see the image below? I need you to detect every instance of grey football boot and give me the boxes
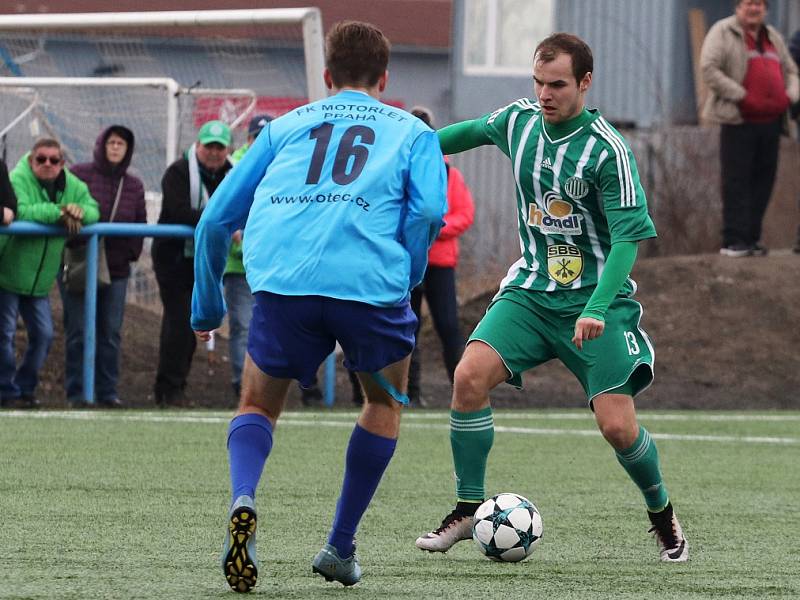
[222,495,259,592]
[312,543,362,586]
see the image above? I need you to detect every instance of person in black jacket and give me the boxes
[0,158,15,226]
[152,121,233,407]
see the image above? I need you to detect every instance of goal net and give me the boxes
[0,9,325,308]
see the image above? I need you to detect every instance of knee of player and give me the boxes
[363,390,400,409]
[237,394,278,423]
[453,362,491,406]
[597,417,637,449]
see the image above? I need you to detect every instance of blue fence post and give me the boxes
[82,233,98,405]
[323,352,336,407]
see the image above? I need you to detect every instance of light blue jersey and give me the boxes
[191,90,447,331]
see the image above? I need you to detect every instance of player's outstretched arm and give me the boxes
[191,125,276,332]
[404,130,448,289]
[572,241,637,350]
[437,118,492,155]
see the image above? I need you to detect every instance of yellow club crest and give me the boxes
[547,244,583,286]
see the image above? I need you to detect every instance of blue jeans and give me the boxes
[60,277,128,402]
[0,289,54,399]
[223,274,254,389]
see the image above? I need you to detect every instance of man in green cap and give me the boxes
[152,120,233,407]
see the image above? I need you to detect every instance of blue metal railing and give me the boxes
[2,222,336,406]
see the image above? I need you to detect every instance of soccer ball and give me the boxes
[472,493,543,562]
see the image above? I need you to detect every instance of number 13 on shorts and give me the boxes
[624,331,640,355]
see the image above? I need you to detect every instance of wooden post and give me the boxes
[689,8,709,124]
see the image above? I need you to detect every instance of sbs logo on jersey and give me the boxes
[564,176,589,200]
[547,244,583,286]
[528,191,583,235]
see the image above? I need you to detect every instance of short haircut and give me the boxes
[31,138,62,154]
[534,33,593,84]
[325,21,390,88]
[410,106,435,129]
[736,0,767,7]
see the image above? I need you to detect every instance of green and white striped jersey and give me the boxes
[482,99,656,293]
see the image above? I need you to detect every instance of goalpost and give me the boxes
[0,77,258,172]
[0,8,325,183]
[0,7,325,190]
[0,8,326,308]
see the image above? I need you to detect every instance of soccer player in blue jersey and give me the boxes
[191,21,447,592]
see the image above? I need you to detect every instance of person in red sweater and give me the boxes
[700,0,799,257]
[408,107,475,407]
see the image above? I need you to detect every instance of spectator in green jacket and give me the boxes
[0,139,99,408]
[230,113,272,163]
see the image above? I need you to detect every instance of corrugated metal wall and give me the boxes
[556,0,795,128]
[556,0,678,128]
[770,0,800,37]
[451,0,797,128]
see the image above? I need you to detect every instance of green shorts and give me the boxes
[469,287,654,402]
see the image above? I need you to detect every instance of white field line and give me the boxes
[222,410,800,422]
[1,411,797,445]
[5,410,798,422]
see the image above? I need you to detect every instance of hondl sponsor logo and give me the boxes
[527,193,583,235]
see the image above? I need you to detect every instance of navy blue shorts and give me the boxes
[247,292,417,387]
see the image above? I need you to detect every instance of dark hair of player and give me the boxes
[411,106,435,129]
[325,21,390,88]
[534,33,593,84]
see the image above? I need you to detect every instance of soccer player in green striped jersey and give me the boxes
[415,33,688,563]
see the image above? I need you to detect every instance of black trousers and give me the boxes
[719,120,781,247]
[154,259,196,397]
[408,266,464,400]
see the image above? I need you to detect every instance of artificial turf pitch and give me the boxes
[1,409,798,599]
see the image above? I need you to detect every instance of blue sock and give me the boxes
[328,424,397,558]
[227,413,273,503]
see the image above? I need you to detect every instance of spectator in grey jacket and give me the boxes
[700,0,799,257]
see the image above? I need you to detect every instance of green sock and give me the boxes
[615,426,669,511]
[450,407,494,502]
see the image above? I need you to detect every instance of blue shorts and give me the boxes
[247,292,417,387]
